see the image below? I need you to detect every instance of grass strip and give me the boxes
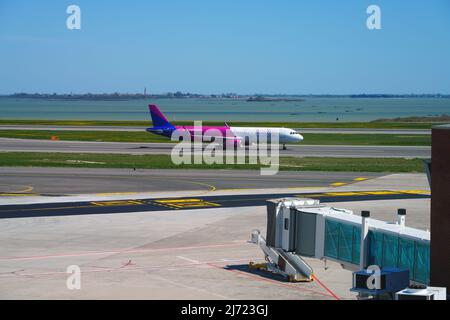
[0,152,425,173]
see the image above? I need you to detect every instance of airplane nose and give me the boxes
[297,134,304,142]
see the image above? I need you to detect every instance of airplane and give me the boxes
[146,104,303,149]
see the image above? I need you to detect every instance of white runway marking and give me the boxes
[176,256,200,264]
[149,274,230,299]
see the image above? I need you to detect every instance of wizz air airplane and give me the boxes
[146,104,303,149]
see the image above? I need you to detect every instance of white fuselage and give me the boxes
[229,127,303,145]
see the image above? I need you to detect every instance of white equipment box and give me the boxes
[395,286,447,300]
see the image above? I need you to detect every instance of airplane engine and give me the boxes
[232,138,243,148]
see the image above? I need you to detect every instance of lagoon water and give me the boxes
[0,97,449,122]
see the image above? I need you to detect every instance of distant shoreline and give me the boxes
[1,93,450,101]
[246,96,305,102]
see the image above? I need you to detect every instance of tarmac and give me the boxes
[0,167,383,195]
[0,173,430,299]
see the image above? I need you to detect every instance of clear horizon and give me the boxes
[2,92,450,96]
[1,1,449,94]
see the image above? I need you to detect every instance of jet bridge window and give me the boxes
[325,223,430,284]
[398,238,415,273]
[368,230,430,284]
[383,233,399,268]
[414,242,430,284]
[324,219,360,265]
[338,223,353,263]
[324,220,339,259]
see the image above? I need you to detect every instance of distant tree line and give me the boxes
[3,92,449,100]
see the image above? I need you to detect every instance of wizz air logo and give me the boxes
[170,121,280,175]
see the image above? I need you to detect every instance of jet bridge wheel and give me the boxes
[248,261,268,270]
[288,275,314,283]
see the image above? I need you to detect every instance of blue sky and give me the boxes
[1,0,449,94]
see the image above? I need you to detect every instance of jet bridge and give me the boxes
[251,197,430,285]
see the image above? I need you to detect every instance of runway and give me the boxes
[0,138,431,158]
[0,167,382,195]
[0,125,431,135]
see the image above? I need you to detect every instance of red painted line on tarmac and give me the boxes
[311,274,340,300]
[206,263,333,299]
[0,242,247,262]
[0,258,261,278]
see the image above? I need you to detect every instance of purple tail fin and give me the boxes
[148,104,174,128]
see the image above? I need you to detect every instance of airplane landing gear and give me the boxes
[282,144,287,150]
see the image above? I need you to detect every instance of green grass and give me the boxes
[0,152,425,173]
[0,119,442,129]
[0,130,431,146]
